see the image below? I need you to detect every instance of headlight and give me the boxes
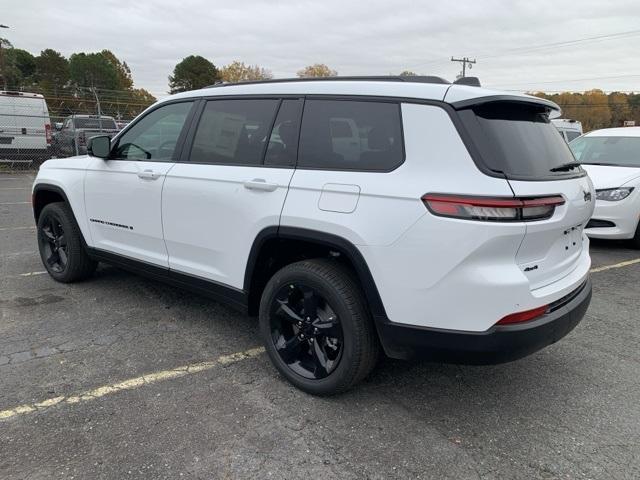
[595,187,634,201]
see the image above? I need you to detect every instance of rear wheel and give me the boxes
[259,259,379,395]
[37,202,97,282]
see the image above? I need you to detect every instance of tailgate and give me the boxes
[509,176,594,289]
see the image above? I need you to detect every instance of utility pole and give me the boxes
[450,56,476,78]
[91,86,102,119]
[0,24,9,91]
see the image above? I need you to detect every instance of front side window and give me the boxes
[112,101,193,161]
[298,100,404,171]
[189,99,280,165]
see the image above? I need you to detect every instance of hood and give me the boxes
[582,164,640,189]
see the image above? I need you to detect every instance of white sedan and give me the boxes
[570,127,640,247]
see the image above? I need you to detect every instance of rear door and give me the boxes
[457,101,594,289]
[162,97,302,288]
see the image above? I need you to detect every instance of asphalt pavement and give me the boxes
[1,172,639,479]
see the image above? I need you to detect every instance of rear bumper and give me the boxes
[376,277,591,363]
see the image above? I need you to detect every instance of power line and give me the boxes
[487,74,640,88]
[407,28,640,70]
[476,29,640,61]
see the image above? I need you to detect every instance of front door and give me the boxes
[84,101,195,267]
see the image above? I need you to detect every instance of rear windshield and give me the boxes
[458,102,581,180]
[570,136,640,168]
[73,118,117,129]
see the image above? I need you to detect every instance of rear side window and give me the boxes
[298,100,404,171]
[264,99,303,167]
[190,99,279,165]
[458,102,580,180]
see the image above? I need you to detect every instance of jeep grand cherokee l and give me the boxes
[32,76,594,395]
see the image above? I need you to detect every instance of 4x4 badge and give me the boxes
[583,190,592,202]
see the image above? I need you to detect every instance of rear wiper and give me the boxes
[550,161,582,172]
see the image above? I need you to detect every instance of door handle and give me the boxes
[137,169,160,180]
[243,178,278,192]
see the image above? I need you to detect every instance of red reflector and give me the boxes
[422,194,565,222]
[45,124,52,144]
[496,305,548,325]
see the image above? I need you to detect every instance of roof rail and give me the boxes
[205,75,451,89]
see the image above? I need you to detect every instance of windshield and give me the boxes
[570,136,640,168]
[458,102,581,180]
[73,118,117,129]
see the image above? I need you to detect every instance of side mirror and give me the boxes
[87,135,111,159]
[55,122,63,131]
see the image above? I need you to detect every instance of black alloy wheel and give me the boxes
[36,202,97,282]
[259,259,379,395]
[39,213,68,273]
[269,282,344,380]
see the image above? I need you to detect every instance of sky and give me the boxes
[3,0,640,98]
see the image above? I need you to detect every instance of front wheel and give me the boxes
[259,259,379,395]
[37,202,97,282]
[632,220,640,249]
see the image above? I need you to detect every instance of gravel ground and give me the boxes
[1,172,639,480]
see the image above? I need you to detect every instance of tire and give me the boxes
[37,202,97,282]
[632,223,640,249]
[259,259,379,395]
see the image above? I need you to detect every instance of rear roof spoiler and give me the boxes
[450,94,561,112]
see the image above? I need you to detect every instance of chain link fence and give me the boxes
[1,91,139,171]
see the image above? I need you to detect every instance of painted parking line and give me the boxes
[1,257,638,421]
[0,187,30,190]
[590,258,640,273]
[0,226,35,231]
[0,202,30,205]
[0,346,265,421]
[14,271,47,278]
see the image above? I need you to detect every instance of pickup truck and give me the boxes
[53,115,119,157]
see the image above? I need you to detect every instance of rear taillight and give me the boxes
[496,305,548,325]
[422,194,565,222]
[45,124,52,145]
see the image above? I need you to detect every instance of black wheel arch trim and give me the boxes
[33,183,69,221]
[32,183,92,251]
[244,226,388,320]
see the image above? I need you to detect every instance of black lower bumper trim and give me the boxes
[586,219,615,229]
[376,277,592,363]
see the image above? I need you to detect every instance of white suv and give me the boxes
[32,77,595,395]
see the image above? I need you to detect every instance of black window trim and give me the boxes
[113,92,581,181]
[294,95,407,173]
[180,95,302,169]
[108,98,198,163]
